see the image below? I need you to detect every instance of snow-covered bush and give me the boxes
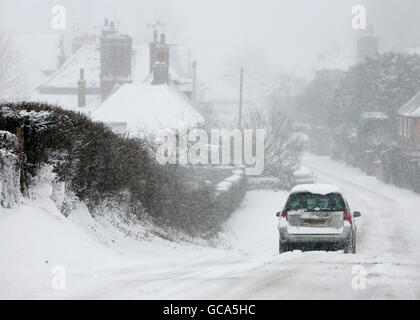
[0,102,240,237]
[0,130,20,208]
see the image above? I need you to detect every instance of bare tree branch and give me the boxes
[0,31,28,100]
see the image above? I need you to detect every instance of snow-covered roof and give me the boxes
[29,94,101,115]
[398,91,420,118]
[293,167,313,179]
[290,184,341,195]
[405,47,420,55]
[38,44,190,89]
[361,112,389,121]
[40,45,100,89]
[93,83,204,135]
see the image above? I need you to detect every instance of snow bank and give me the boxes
[0,131,20,208]
[0,174,188,298]
[0,177,136,298]
[293,166,313,178]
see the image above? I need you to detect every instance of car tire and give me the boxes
[279,240,290,254]
[344,233,356,254]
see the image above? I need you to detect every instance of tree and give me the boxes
[245,107,303,188]
[334,53,420,126]
[0,31,27,100]
[296,70,343,127]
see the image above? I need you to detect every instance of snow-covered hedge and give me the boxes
[0,130,20,208]
[0,102,243,237]
[246,176,281,190]
[213,167,246,220]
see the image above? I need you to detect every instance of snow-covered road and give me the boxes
[2,153,420,299]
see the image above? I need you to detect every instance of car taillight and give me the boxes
[344,209,352,224]
[281,210,287,219]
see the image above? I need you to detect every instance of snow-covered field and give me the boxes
[1,153,420,299]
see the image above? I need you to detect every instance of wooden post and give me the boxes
[16,127,24,195]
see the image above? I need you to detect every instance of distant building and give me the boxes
[397,92,420,151]
[357,29,380,64]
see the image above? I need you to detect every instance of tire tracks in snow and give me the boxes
[303,159,410,256]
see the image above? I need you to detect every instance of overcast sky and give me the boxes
[0,1,360,71]
[1,0,419,99]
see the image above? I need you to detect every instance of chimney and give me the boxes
[104,18,109,27]
[160,33,166,44]
[78,68,86,108]
[150,31,169,81]
[99,22,132,101]
[152,61,169,85]
[149,29,158,73]
[58,33,67,68]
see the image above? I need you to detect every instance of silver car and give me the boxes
[276,184,361,254]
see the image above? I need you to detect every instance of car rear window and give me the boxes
[285,192,345,212]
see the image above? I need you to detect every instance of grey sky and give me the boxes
[1,0,419,99]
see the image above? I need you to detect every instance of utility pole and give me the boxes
[238,67,244,128]
[188,50,192,77]
[192,60,197,107]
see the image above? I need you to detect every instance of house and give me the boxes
[397,91,420,151]
[93,83,204,136]
[30,19,196,120]
[357,30,380,64]
[92,23,203,136]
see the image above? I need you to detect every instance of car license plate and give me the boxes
[304,219,325,225]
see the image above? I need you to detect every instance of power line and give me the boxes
[198,70,241,86]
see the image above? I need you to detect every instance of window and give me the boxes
[285,192,346,212]
[402,117,410,138]
[399,117,403,136]
[407,119,411,138]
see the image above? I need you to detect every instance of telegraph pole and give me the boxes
[238,67,244,128]
[192,60,197,107]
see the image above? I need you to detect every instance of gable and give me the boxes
[398,91,420,118]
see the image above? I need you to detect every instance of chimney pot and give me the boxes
[153,30,158,43]
[78,68,86,108]
[160,33,166,44]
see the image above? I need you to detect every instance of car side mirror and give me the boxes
[276,211,281,217]
[353,211,361,218]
